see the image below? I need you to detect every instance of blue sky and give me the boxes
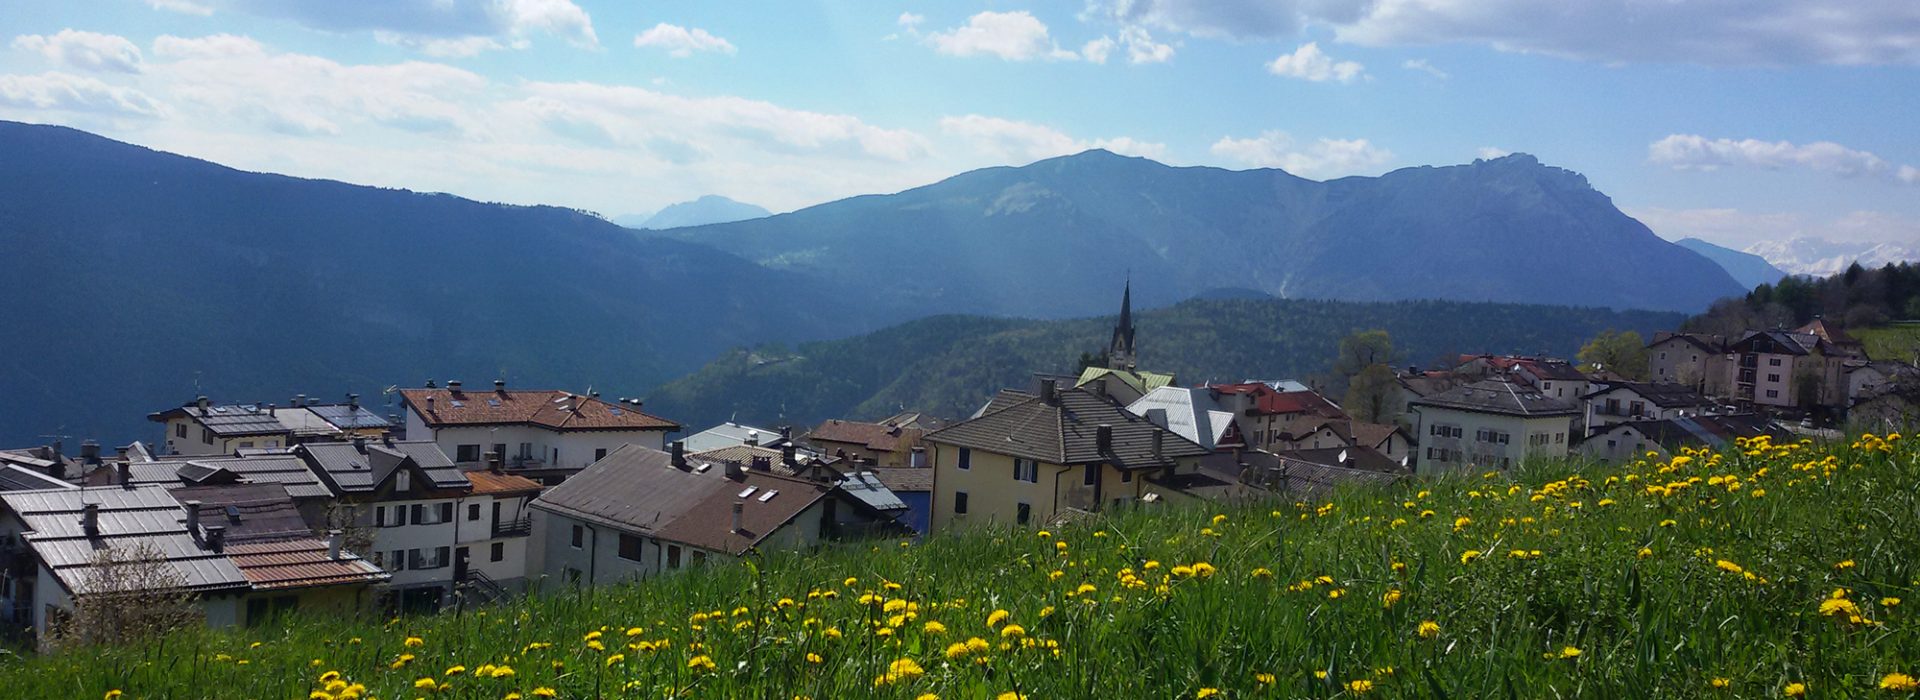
[2,1,1917,249]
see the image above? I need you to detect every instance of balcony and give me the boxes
[492,516,533,539]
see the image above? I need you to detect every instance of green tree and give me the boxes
[1343,363,1404,423]
[1576,329,1649,380]
[1334,330,1396,379]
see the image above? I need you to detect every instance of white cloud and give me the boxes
[926,11,1076,61]
[1648,134,1916,185]
[1083,0,1920,66]
[898,13,925,29]
[1402,58,1448,79]
[375,32,507,58]
[148,0,212,15]
[514,82,930,162]
[1209,130,1393,179]
[1118,26,1175,64]
[1476,146,1510,160]
[1630,207,1920,248]
[489,0,598,48]
[633,23,735,57]
[1081,37,1115,64]
[1266,42,1365,83]
[191,0,597,54]
[0,71,165,117]
[151,33,265,59]
[12,30,146,74]
[939,114,1166,162]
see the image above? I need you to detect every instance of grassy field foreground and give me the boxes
[5,432,1919,699]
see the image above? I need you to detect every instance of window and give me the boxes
[1016,502,1031,525]
[551,447,560,464]
[954,491,969,515]
[1659,351,1667,360]
[1628,401,1645,416]
[1083,464,1097,486]
[693,551,707,566]
[490,542,505,562]
[175,423,186,438]
[395,470,410,491]
[491,443,506,462]
[595,448,608,461]
[1769,358,1783,367]
[492,501,502,526]
[1606,439,1617,449]
[456,444,481,462]
[440,502,453,522]
[374,506,386,528]
[518,442,533,460]
[1121,470,1133,483]
[667,545,682,569]
[468,503,481,521]
[1556,432,1565,444]
[617,534,644,562]
[1013,459,1038,483]
[957,448,972,470]
[1765,389,1780,399]
[571,524,584,548]
[202,427,213,445]
[1766,373,1781,383]
[237,441,254,450]
[408,547,450,569]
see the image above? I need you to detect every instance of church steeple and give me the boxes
[1107,279,1137,370]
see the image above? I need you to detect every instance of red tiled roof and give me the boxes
[400,388,678,431]
[225,538,390,590]
[464,470,545,496]
[805,419,923,452]
[1211,383,1346,417]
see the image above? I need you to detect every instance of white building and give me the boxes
[1409,379,1580,474]
[149,396,394,457]
[399,381,679,483]
[1582,382,1715,435]
[296,439,484,613]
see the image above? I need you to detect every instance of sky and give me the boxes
[2,1,1917,250]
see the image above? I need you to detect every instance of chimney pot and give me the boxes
[352,435,367,453]
[494,379,506,392]
[184,500,202,535]
[781,443,798,468]
[80,440,101,466]
[426,396,436,413]
[295,393,307,407]
[205,525,226,553]
[1040,378,1058,405]
[750,455,771,472]
[327,529,343,560]
[745,430,759,447]
[447,380,462,392]
[725,460,745,481]
[347,393,359,409]
[196,396,210,415]
[116,461,131,487]
[81,503,100,538]
[424,379,436,388]
[1097,424,1113,454]
[671,441,687,469]
[731,501,745,534]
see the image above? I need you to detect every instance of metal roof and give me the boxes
[120,455,335,500]
[681,422,789,453]
[225,538,389,590]
[0,485,249,595]
[1127,387,1240,451]
[0,464,75,492]
[927,386,1210,468]
[299,440,466,493]
[838,472,908,512]
[303,404,394,431]
[189,404,294,437]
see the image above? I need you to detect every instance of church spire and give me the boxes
[1107,279,1137,370]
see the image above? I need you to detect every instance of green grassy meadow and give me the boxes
[1857,325,1920,365]
[3,432,1918,699]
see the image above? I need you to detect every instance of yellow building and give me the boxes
[924,379,1211,530]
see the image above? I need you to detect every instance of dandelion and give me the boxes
[687,655,716,672]
[413,677,436,690]
[806,653,823,664]
[1710,678,1730,689]
[1197,689,1222,698]
[532,689,557,699]
[1001,624,1026,639]
[1715,560,1744,574]
[996,693,1027,700]
[987,609,1010,627]
[1417,620,1441,639]
[403,636,424,648]
[923,621,947,634]
[1254,672,1275,685]
[874,658,926,686]
[1784,682,1807,697]
[1882,673,1918,691]
[1836,560,1857,570]
[1559,645,1582,659]
[1885,597,1903,607]
[104,692,122,700]
[1460,550,1482,565]
[1347,679,1374,693]
[1382,589,1403,608]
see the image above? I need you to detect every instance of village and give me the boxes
[0,287,1914,649]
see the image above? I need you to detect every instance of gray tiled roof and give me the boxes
[171,404,292,437]
[303,404,395,431]
[927,386,1210,468]
[0,485,249,595]
[1411,379,1581,417]
[299,440,466,494]
[122,455,335,500]
[167,483,314,542]
[1584,382,1714,409]
[530,445,831,555]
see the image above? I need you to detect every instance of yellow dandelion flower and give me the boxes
[532,689,558,699]
[1000,624,1026,639]
[923,621,947,634]
[1881,673,1918,691]
[403,636,424,648]
[1459,550,1482,564]
[1784,682,1807,697]
[1347,679,1374,693]
[1197,689,1222,698]
[1559,645,1582,659]
[413,677,436,690]
[987,609,1010,627]
[1709,677,1730,689]
[1417,620,1440,639]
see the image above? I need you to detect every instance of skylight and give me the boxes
[738,486,757,498]
[757,489,779,502]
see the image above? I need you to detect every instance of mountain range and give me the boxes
[614,195,772,230]
[1744,238,1920,278]
[1674,238,1790,289]
[0,120,1742,445]
[658,151,1744,315]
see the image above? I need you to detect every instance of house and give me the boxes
[923,379,1212,530]
[294,439,481,612]
[1647,332,1732,396]
[866,467,934,533]
[1578,414,1788,463]
[1125,386,1246,452]
[1409,379,1580,473]
[1208,382,1348,452]
[680,422,794,454]
[0,465,72,493]
[148,395,395,457]
[1455,355,1592,400]
[1846,361,1920,404]
[529,443,897,586]
[398,380,679,482]
[1849,375,1920,433]
[0,440,102,483]
[1582,382,1716,434]
[87,452,337,525]
[1271,416,1413,464]
[1796,318,1867,359]
[804,419,925,467]
[1727,330,1848,409]
[0,484,384,642]
[166,483,389,624]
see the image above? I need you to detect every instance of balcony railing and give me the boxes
[492,516,533,539]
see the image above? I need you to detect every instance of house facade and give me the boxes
[1582,382,1715,434]
[1409,379,1580,474]
[149,396,394,457]
[1647,333,1731,396]
[1728,331,1847,409]
[399,381,679,483]
[295,439,478,612]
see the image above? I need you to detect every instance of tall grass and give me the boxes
[3,433,1917,699]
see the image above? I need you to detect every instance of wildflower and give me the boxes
[1559,645,1582,659]
[1885,597,1903,607]
[1036,530,1052,538]
[1882,673,1918,691]
[924,621,947,634]
[1314,670,1328,679]
[1715,560,1743,574]
[1254,672,1276,685]
[1459,550,1482,565]
[104,693,123,700]
[1382,589,1403,608]
[1000,624,1026,639]
[916,695,939,700]
[605,653,625,667]
[996,693,1027,700]
[1837,560,1857,570]
[1638,547,1653,559]
[413,677,437,690]
[1193,562,1216,577]
[403,636,425,648]
[532,689,558,699]
[1417,620,1440,639]
[444,665,465,676]
[1197,689,1222,698]
[1784,682,1807,697]
[873,658,926,686]
[1252,567,1273,579]
[1710,678,1730,689]
[1347,679,1374,693]
[489,665,516,679]
[626,626,645,636]
[687,655,716,672]
[987,609,1010,627]
[806,653,823,664]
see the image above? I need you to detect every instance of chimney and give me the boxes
[1040,379,1058,405]
[731,501,745,534]
[424,379,436,388]
[781,443,798,470]
[114,445,128,459]
[447,380,463,393]
[725,459,745,481]
[1152,430,1164,460]
[81,503,100,538]
[1145,408,1168,428]
[750,456,772,472]
[266,403,276,417]
[295,394,307,407]
[205,525,226,553]
[196,396,210,415]
[352,435,368,453]
[494,379,506,393]
[184,500,202,535]
[671,441,687,470]
[779,426,793,442]
[486,450,503,473]
[426,396,436,413]
[80,440,101,466]
[347,393,360,409]
[745,430,759,448]
[327,529,343,560]
[116,461,131,488]
[1097,424,1113,455]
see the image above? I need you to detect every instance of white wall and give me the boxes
[1415,406,1572,474]
[404,406,666,470]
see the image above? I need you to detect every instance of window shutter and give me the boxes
[440,503,453,522]
[395,506,408,526]
[436,546,450,568]
[374,506,386,528]
[411,504,424,524]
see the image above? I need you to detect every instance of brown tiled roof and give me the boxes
[866,467,934,492]
[805,419,923,452]
[926,387,1210,469]
[400,388,679,432]
[225,538,389,590]
[167,483,313,542]
[689,445,807,476]
[530,445,832,556]
[464,470,545,497]
[1210,383,1347,418]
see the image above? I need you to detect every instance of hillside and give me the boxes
[0,121,898,445]
[635,195,771,230]
[645,297,1686,430]
[661,151,1745,316]
[5,433,1913,698]
[1675,237,1789,289]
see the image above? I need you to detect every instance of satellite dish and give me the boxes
[1337,449,1348,463]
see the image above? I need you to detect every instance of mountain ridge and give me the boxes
[1674,237,1790,289]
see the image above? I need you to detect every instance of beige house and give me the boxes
[925,380,1210,530]
[1647,333,1732,397]
[1728,330,1847,409]
[1409,379,1579,474]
